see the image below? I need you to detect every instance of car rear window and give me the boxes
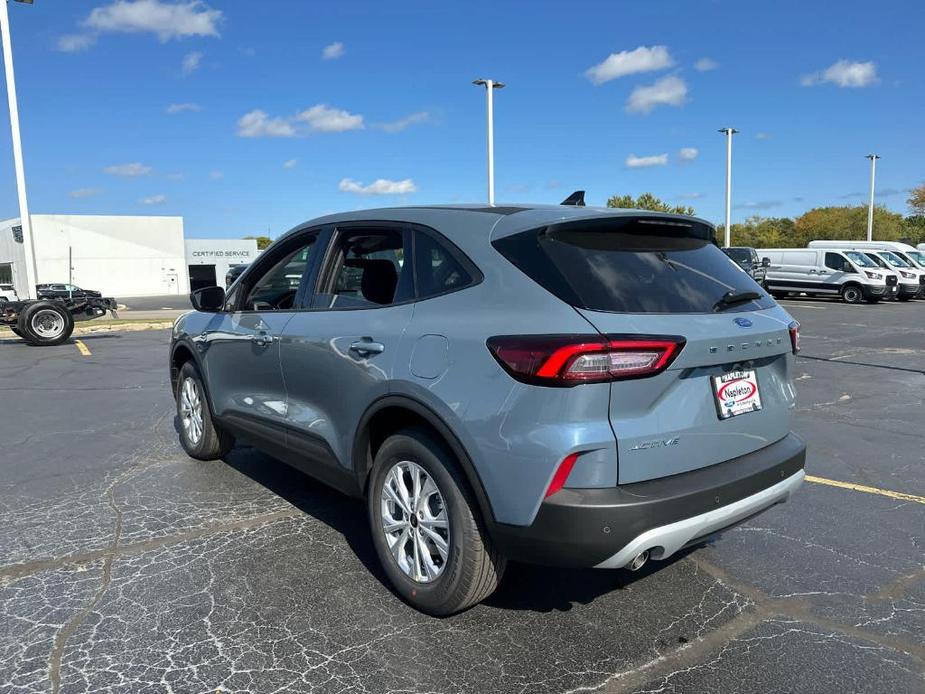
[492,216,775,314]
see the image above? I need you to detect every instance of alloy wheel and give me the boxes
[179,377,204,445]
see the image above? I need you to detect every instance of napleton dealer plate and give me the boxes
[712,370,763,420]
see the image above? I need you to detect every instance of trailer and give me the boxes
[1,296,118,346]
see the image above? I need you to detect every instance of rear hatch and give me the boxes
[493,214,797,484]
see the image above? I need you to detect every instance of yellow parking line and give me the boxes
[805,475,925,505]
[74,340,91,356]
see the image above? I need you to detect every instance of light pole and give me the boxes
[718,127,738,247]
[0,0,38,300]
[866,154,879,242]
[472,78,504,205]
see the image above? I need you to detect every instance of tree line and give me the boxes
[607,183,925,248]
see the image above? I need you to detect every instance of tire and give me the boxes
[770,291,788,300]
[18,301,74,346]
[841,285,863,304]
[368,427,505,616]
[175,361,234,460]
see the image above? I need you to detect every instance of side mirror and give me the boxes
[761,257,771,267]
[190,286,225,312]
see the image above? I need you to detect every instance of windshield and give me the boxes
[880,251,910,268]
[907,251,925,266]
[493,217,775,314]
[845,251,877,268]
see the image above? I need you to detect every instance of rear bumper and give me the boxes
[493,432,806,568]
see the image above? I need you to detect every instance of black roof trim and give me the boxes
[404,205,527,216]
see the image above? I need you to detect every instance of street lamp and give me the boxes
[0,0,38,300]
[865,154,880,242]
[472,78,504,205]
[718,127,738,247]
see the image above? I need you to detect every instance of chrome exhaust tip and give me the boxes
[627,550,650,571]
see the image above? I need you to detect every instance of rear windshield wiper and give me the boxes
[714,290,761,311]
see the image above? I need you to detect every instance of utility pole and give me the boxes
[866,154,879,242]
[718,127,738,247]
[473,79,505,205]
[0,0,38,299]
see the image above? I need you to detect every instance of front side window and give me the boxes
[825,253,850,272]
[865,253,887,268]
[318,228,412,309]
[244,235,317,310]
[493,217,775,314]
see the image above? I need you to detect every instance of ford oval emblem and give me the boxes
[734,317,753,328]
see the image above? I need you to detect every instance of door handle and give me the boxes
[349,340,385,355]
[251,332,276,347]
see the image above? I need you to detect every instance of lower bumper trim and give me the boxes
[594,470,804,568]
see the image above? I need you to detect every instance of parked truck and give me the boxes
[1,295,118,346]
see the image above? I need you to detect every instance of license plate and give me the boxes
[712,370,762,419]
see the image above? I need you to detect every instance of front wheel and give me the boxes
[175,361,234,460]
[841,285,863,304]
[368,428,505,616]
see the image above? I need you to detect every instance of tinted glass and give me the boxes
[493,217,774,314]
[825,253,847,271]
[413,231,474,299]
[724,248,752,263]
[865,253,888,268]
[246,236,316,310]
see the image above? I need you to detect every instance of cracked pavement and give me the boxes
[1,299,923,693]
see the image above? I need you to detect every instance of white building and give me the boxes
[0,215,258,298]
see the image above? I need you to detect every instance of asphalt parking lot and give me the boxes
[1,299,923,693]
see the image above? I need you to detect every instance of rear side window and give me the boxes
[413,231,476,300]
[492,217,775,314]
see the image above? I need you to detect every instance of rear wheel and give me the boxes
[841,285,863,304]
[175,361,234,460]
[368,427,505,616]
[18,302,74,346]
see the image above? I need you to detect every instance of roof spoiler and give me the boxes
[560,190,585,206]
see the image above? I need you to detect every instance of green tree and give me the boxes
[727,216,796,248]
[606,192,695,216]
[907,182,925,216]
[794,205,905,247]
[244,235,272,250]
[902,216,925,245]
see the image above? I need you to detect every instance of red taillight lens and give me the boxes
[545,452,579,498]
[788,321,800,354]
[487,334,685,386]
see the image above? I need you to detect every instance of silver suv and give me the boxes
[170,204,806,615]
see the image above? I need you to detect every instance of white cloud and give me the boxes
[237,105,363,137]
[57,34,97,52]
[297,105,363,132]
[84,0,221,41]
[755,132,771,140]
[678,147,699,161]
[678,192,704,200]
[140,194,167,205]
[801,60,878,88]
[375,111,431,133]
[585,45,673,85]
[70,188,103,199]
[166,172,185,181]
[694,58,719,72]
[625,153,668,168]
[103,162,152,177]
[236,110,297,137]
[338,178,417,195]
[626,75,688,114]
[322,41,344,60]
[283,159,298,169]
[166,102,201,114]
[209,170,223,180]
[181,50,202,75]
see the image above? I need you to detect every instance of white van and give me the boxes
[758,248,895,303]
[809,240,925,274]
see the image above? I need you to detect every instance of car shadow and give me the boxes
[184,426,696,614]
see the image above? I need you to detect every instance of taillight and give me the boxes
[545,452,579,498]
[788,321,800,354]
[487,334,685,386]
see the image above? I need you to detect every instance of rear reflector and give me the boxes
[545,453,579,498]
[788,321,800,355]
[487,334,685,386]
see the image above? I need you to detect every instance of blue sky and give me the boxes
[0,0,922,239]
